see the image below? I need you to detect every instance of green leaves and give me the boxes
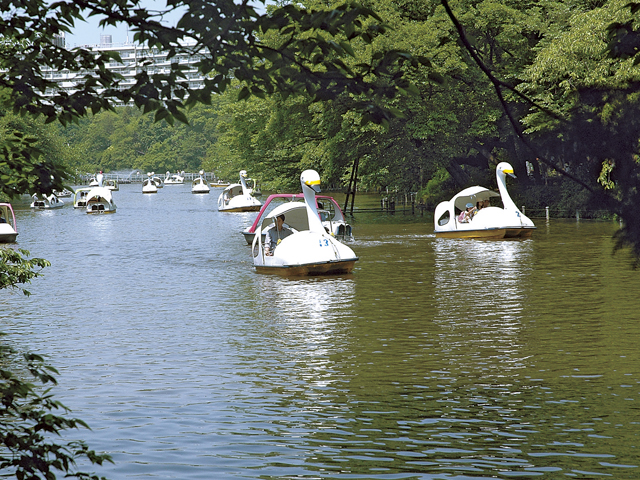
[0,339,113,479]
[0,248,49,296]
[0,0,422,128]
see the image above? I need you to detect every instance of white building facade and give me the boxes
[46,34,206,101]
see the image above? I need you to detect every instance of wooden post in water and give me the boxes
[343,158,360,215]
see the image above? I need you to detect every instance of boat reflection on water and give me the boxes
[250,275,356,396]
[432,237,534,373]
[255,275,355,322]
[252,275,356,361]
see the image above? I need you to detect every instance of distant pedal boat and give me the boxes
[191,171,210,194]
[0,203,18,243]
[142,173,158,194]
[434,162,536,239]
[30,194,64,209]
[164,171,185,184]
[217,170,262,212]
[73,187,93,208]
[86,187,116,214]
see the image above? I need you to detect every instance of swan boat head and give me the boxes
[251,169,358,275]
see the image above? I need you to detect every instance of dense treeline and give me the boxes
[17,0,638,229]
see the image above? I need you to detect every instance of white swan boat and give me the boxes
[86,187,116,214]
[104,179,119,191]
[142,173,158,194]
[0,203,18,242]
[247,178,261,197]
[53,188,73,198]
[434,162,536,239]
[30,194,64,209]
[152,175,163,188]
[88,171,104,187]
[217,170,262,212]
[251,169,358,276]
[164,171,185,185]
[191,170,210,194]
[210,179,229,187]
[73,187,92,208]
[242,193,353,244]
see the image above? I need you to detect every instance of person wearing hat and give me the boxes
[458,203,475,223]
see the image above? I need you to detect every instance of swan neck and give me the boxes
[303,186,324,233]
[497,172,518,211]
[240,175,249,195]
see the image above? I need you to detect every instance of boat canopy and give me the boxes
[450,186,500,211]
[86,187,114,202]
[261,203,309,232]
[248,193,345,233]
[0,203,16,227]
[222,184,243,196]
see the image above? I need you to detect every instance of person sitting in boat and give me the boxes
[458,203,475,223]
[265,214,293,256]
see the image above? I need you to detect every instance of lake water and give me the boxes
[1,184,639,479]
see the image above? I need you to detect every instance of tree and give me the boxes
[0,0,422,126]
[514,0,640,260]
[0,248,113,479]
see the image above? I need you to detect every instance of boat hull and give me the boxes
[505,227,535,238]
[255,259,357,276]
[0,232,18,243]
[220,205,261,212]
[87,209,116,214]
[435,226,535,239]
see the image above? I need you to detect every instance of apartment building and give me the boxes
[46,34,206,100]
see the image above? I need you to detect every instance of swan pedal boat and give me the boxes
[73,187,92,208]
[191,171,210,194]
[210,180,230,187]
[164,172,185,185]
[53,188,73,198]
[86,187,116,214]
[252,170,358,276]
[30,194,64,209]
[0,203,18,242]
[217,170,262,212]
[242,193,353,244]
[434,162,536,239]
[104,179,119,191]
[142,175,158,194]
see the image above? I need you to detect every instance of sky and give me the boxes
[64,1,266,48]
[64,1,186,47]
